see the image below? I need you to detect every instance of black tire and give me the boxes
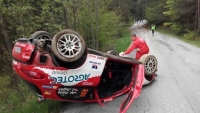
[139,54,157,75]
[51,29,85,62]
[30,31,52,41]
[107,50,119,56]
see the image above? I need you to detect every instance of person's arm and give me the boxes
[124,42,137,54]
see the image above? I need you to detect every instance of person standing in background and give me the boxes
[151,24,156,36]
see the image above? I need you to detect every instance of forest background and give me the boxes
[0,0,199,112]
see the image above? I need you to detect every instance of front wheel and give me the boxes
[139,54,157,75]
[51,29,86,62]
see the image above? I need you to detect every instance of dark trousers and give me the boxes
[152,30,155,35]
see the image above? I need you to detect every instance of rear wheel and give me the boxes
[51,29,85,62]
[139,54,157,75]
[30,31,52,50]
[30,31,52,41]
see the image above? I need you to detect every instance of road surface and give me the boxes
[59,20,200,113]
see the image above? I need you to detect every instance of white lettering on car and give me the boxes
[34,55,107,86]
[15,42,26,47]
[57,88,78,95]
[22,53,30,59]
[49,73,90,84]
[52,70,67,75]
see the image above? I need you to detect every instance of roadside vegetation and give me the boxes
[157,26,200,47]
[0,0,200,113]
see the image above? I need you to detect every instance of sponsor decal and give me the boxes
[42,85,57,89]
[92,64,98,69]
[49,73,90,84]
[82,82,93,85]
[57,88,78,95]
[97,56,105,60]
[44,90,52,95]
[89,61,101,65]
[34,55,107,85]
[15,42,26,47]
[52,70,67,75]
[12,60,17,65]
[89,54,97,58]
[80,89,88,97]
[22,53,30,59]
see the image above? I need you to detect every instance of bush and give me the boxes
[183,30,197,40]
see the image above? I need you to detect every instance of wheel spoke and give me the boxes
[69,50,72,56]
[71,36,76,42]
[71,50,75,55]
[58,43,65,46]
[73,47,79,51]
[64,49,70,56]
[73,39,80,44]
[64,35,69,42]
[59,47,66,52]
[59,40,66,44]
[147,68,150,72]
[75,44,81,48]
[150,67,153,72]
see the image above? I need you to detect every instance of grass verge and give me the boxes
[114,32,131,52]
[0,75,62,113]
[157,26,200,47]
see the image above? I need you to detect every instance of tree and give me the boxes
[163,0,196,33]
[145,0,167,24]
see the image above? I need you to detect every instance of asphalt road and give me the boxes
[60,21,200,113]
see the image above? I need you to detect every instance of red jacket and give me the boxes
[125,37,149,60]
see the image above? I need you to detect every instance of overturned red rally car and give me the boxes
[12,29,158,113]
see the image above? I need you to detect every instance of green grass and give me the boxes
[114,28,132,52]
[11,99,62,113]
[0,75,62,113]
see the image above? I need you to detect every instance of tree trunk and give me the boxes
[88,0,95,49]
[63,6,69,29]
[0,11,12,55]
[0,10,21,91]
[198,0,200,34]
[95,0,99,50]
[73,0,77,30]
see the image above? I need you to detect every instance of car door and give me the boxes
[119,64,145,113]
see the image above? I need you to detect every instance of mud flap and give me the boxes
[119,64,144,113]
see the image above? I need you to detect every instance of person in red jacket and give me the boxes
[122,34,149,60]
